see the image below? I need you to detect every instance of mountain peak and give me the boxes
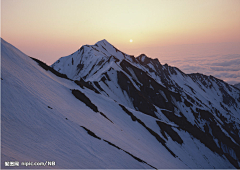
[137,54,147,62]
[136,54,161,66]
[95,39,111,47]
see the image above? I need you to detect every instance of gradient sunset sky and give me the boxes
[1,0,240,83]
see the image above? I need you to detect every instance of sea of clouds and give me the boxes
[161,54,240,85]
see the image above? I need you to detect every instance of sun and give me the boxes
[130,39,133,43]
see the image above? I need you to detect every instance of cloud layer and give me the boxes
[160,54,240,85]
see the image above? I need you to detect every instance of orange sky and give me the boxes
[1,0,240,64]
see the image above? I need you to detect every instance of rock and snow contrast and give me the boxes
[1,38,240,169]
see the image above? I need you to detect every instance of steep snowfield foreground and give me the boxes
[1,38,239,169]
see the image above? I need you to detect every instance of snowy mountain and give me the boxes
[2,38,240,169]
[234,83,240,90]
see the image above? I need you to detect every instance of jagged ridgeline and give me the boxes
[2,38,240,169]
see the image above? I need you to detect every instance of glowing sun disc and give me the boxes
[130,39,133,43]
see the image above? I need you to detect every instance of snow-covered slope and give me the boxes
[234,83,240,90]
[1,38,240,169]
